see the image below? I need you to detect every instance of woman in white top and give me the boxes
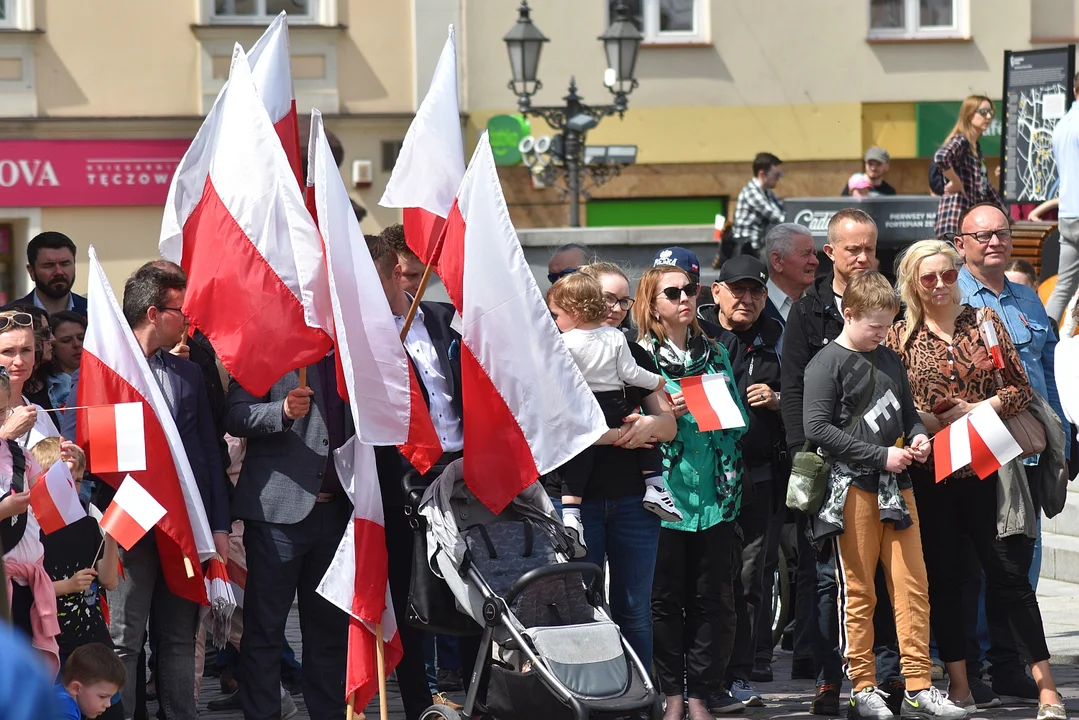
[1055,303,1079,475]
[0,311,60,450]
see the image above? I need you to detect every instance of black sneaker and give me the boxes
[750,662,774,683]
[707,688,746,715]
[882,679,905,716]
[792,658,818,680]
[992,670,1040,706]
[437,668,463,692]
[812,684,842,716]
[969,677,1001,709]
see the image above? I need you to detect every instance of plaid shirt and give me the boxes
[933,133,1004,237]
[733,179,785,249]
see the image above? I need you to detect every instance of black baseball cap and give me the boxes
[717,255,769,286]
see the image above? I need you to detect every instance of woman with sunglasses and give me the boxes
[933,95,1005,238]
[633,265,749,720]
[0,310,61,450]
[884,240,1066,719]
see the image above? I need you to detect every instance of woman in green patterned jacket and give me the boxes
[633,265,750,720]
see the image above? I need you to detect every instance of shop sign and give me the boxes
[915,102,1001,158]
[0,139,191,207]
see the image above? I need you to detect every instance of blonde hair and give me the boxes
[842,270,900,319]
[895,240,962,346]
[632,265,702,344]
[947,95,994,148]
[30,436,85,475]
[546,272,607,324]
[578,262,628,284]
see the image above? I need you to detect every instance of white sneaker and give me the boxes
[900,687,969,719]
[562,513,588,558]
[643,485,683,522]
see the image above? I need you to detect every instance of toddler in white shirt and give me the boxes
[547,273,682,557]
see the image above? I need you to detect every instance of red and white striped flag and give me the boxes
[317,437,403,710]
[100,476,168,551]
[933,403,1023,481]
[159,41,333,396]
[379,25,465,266]
[308,110,442,473]
[77,248,214,604]
[438,133,607,512]
[680,374,747,432]
[29,461,85,535]
[86,403,146,474]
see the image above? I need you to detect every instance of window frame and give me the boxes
[0,0,11,29]
[207,0,326,25]
[867,0,970,40]
[0,0,34,30]
[611,0,710,46]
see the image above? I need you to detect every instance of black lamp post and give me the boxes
[504,1,642,227]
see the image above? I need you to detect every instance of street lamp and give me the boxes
[503,0,642,227]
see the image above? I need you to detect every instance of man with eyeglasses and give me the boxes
[546,242,593,285]
[953,201,1068,703]
[780,208,905,716]
[732,152,786,258]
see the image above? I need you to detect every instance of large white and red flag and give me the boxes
[379,25,465,265]
[158,43,333,396]
[317,437,404,710]
[308,109,442,473]
[77,247,215,604]
[933,403,1023,481]
[439,133,607,512]
[160,11,301,264]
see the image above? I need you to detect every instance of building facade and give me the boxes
[0,0,1074,295]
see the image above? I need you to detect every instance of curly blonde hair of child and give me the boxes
[546,272,608,324]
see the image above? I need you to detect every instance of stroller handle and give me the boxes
[503,561,605,606]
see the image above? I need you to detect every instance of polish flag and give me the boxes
[438,133,607,512]
[379,25,465,265]
[86,403,146,474]
[680,374,747,432]
[30,462,85,535]
[308,110,442,473]
[100,475,168,551]
[163,43,334,396]
[160,12,301,262]
[714,214,726,242]
[317,437,404,710]
[933,403,1023,481]
[77,248,214,604]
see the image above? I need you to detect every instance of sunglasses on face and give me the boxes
[958,228,1012,244]
[0,312,34,333]
[604,293,634,311]
[658,283,699,302]
[723,283,767,300]
[918,269,959,289]
[976,108,995,118]
[547,268,577,284]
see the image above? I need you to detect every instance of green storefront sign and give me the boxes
[487,114,531,166]
[915,101,1001,158]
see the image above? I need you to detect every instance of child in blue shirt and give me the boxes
[55,643,125,719]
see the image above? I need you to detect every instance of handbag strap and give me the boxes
[801,352,878,453]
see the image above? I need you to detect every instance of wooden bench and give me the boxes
[1010,220,1057,276]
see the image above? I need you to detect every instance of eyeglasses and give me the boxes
[0,312,34,333]
[603,293,634,311]
[658,283,699,302]
[723,283,767,300]
[918,269,959,289]
[157,306,186,319]
[547,268,577,285]
[957,228,1012,244]
[976,108,995,118]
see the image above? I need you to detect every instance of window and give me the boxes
[0,0,9,28]
[868,0,969,40]
[211,0,315,23]
[610,0,709,45]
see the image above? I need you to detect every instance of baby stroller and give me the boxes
[415,460,659,720]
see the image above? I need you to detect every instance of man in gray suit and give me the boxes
[224,349,353,719]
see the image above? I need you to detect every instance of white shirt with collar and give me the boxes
[766,278,797,322]
[31,291,74,313]
[394,303,464,453]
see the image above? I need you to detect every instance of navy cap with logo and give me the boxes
[653,247,701,278]
[717,255,769,286]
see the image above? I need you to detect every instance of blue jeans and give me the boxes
[554,495,660,671]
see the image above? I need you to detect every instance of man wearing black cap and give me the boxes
[704,255,787,709]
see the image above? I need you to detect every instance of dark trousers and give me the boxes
[239,499,351,720]
[728,477,775,681]
[753,502,786,665]
[652,521,738,699]
[910,467,1049,665]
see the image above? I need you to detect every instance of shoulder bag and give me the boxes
[975,307,1046,458]
[786,356,877,515]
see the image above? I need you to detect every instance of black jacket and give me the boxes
[780,272,845,453]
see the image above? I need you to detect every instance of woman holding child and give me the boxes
[885,240,1065,720]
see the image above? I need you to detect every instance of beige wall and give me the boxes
[337,0,414,114]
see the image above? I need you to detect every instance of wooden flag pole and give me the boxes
[376,622,388,720]
[346,692,356,720]
[298,367,307,388]
[398,260,438,342]
[88,534,106,571]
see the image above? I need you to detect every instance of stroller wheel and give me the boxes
[419,704,463,720]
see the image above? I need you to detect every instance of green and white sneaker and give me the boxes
[900,687,969,719]
[848,687,893,719]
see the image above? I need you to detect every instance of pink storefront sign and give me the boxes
[0,139,192,207]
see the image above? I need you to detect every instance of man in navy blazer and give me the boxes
[64,262,229,720]
[10,231,88,316]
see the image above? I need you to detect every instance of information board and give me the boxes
[1001,46,1076,202]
